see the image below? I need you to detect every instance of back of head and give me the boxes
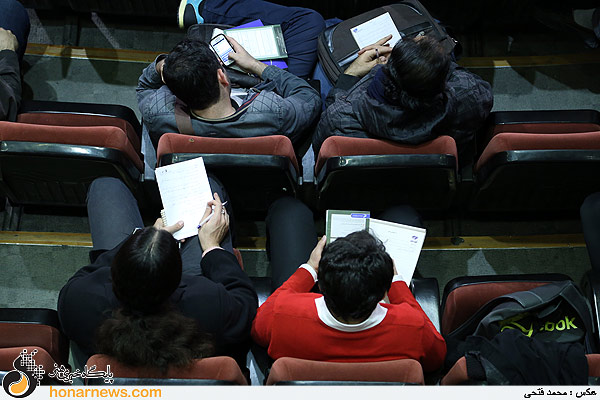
[99,228,214,372]
[111,227,182,314]
[318,230,394,321]
[162,38,222,110]
[384,36,451,109]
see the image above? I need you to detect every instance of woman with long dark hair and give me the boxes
[58,177,257,372]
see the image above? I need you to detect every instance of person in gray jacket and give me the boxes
[313,35,493,165]
[137,36,322,149]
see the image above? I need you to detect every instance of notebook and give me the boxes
[155,157,213,241]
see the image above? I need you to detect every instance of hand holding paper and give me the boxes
[153,218,184,235]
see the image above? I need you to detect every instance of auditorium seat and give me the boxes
[314,136,458,212]
[471,110,600,213]
[156,133,299,217]
[442,354,600,385]
[440,273,599,384]
[265,357,425,385]
[84,355,248,385]
[0,308,70,377]
[440,273,574,336]
[0,100,144,210]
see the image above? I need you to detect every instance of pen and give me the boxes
[197,201,228,229]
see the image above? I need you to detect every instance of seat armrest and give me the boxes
[411,278,440,333]
[19,99,142,138]
[0,308,60,329]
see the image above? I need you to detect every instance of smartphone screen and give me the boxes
[210,34,234,66]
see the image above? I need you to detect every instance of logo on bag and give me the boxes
[2,349,44,398]
[499,314,579,337]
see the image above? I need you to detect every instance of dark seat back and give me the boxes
[0,101,143,208]
[471,110,600,213]
[315,136,458,212]
[156,133,299,217]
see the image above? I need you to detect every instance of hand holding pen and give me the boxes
[197,192,230,250]
[197,200,228,228]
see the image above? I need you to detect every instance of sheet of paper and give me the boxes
[326,210,370,244]
[214,22,288,68]
[350,12,401,50]
[155,157,213,241]
[224,25,283,60]
[369,218,426,285]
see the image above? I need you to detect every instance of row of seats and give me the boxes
[2,271,600,385]
[0,100,599,218]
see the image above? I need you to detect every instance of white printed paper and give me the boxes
[369,218,426,285]
[350,12,401,50]
[155,157,213,241]
[224,26,281,60]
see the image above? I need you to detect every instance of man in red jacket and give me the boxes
[251,198,446,372]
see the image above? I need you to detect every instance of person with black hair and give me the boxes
[252,197,446,372]
[313,35,493,165]
[137,35,321,150]
[0,0,30,121]
[58,177,257,372]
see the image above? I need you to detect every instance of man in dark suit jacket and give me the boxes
[57,176,257,369]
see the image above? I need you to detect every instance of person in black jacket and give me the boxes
[313,35,493,165]
[57,177,257,372]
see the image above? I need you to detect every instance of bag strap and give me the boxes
[174,99,194,135]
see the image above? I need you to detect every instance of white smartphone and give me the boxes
[210,34,235,66]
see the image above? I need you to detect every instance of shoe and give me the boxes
[178,0,205,29]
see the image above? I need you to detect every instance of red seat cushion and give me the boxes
[443,354,600,384]
[475,131,600,172]
[0,121,144,172]
[441,281,555,336]
[587,354,600,377]
[315,136,458,174]
[440,356,468,385]
[85,355,247,384]
[156,133,299,173]
[17,113,141,154]
[0,323,69,367]
[0,346,60,373]
[266,357,424,385]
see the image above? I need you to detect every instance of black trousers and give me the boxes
[265,196,423,292]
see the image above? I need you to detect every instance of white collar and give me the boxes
[315,297,387,332]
